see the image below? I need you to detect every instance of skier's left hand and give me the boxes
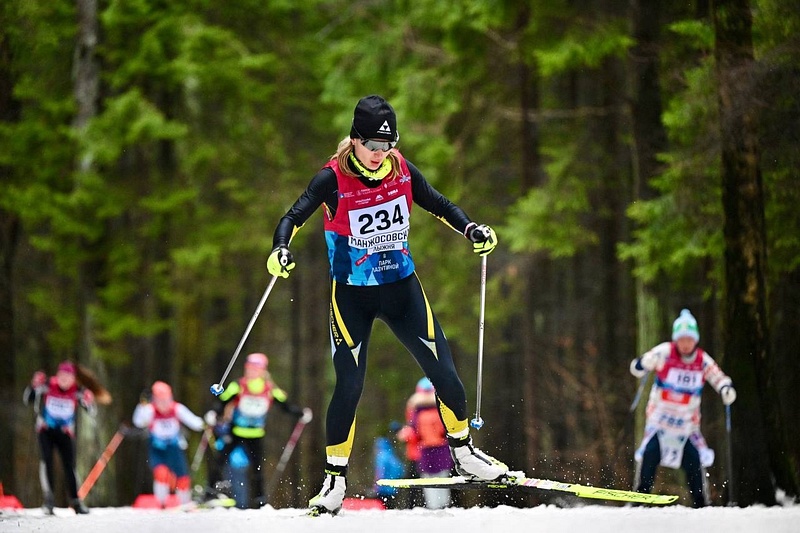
[466,223,498,256]
[31,371,46,388]
[720,385,737,405]
[300,407,313,424]
[81,389,95,406]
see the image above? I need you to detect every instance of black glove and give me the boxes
[139,388,152,405]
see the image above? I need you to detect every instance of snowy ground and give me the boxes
[1,503,799,533]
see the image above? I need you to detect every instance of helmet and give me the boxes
[151,381,173,401]
[245,353,268,369]
[416,377,434,393]
[672,309,700,342]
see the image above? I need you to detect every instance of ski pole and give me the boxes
[725,403,736,506]
[470,255,488,430]
[629,373,648,412]
[210,275,279,396]
[265,411,312,502]
[191,427,213,473]
[78,425,127,499]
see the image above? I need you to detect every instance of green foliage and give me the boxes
[619,31,723,290]
[4,0,800,505]
[534,19,635,77]
[503,148,598,258]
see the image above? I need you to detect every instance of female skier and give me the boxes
[266,94,507,515]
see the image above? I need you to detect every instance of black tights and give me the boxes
[38,427,79,499]
[326,273,467,447]
[636,435,707,507]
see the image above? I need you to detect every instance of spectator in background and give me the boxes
[399,377,454,509]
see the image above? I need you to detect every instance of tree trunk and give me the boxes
[0,13,22,496]
[628,0,669,455]
[770,269,800,497]
[73,0,111,505]
[712,0,777,506]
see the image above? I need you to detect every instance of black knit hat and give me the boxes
[350,95,398,142]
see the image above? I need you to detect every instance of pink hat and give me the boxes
[245,353,268,369]
[57,361,76,375]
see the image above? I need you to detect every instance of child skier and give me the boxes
[133,381,205,508]
[212,352,310,508]
[23,361,101,515]
[399,377,454,509]
[630,308,737,507]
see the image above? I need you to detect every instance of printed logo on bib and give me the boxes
[348,196,410,254]
[45,396,76,420]
[238,396,269,418]
[151,418,181,441]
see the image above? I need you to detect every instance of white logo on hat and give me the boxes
[378,121,392,134]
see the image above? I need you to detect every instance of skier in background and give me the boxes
[23,360,110,515]
[373,435,405,508]
[630,308,737,507]
[266,94,507,516]
[211,352,311,508]
[133,381,205,508]
[398,377,454,509]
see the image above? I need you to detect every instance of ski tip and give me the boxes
[652,494,680,505]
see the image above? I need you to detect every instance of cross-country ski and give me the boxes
[377,472,678,505]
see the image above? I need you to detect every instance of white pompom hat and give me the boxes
[672,308,700,342]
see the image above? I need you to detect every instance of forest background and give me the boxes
[1,0,798,511]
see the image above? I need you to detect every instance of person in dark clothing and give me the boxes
[266,95,507,515]
[23,361,97,515]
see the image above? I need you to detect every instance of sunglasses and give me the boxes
[360,138,398,152]
[352,123,399,152]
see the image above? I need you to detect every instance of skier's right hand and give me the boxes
[139,388,152,405]
[31,371,46,388]
[300,407,313,424]
[267,246,295,278]
[204,410,217,426]
[638,350,659,371]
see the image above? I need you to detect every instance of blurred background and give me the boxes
[1,0,798,510]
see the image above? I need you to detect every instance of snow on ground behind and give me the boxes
[2,503,799,533]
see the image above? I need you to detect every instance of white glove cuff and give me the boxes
[630,359,647,378]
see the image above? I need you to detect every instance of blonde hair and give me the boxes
[331,136,402,180]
